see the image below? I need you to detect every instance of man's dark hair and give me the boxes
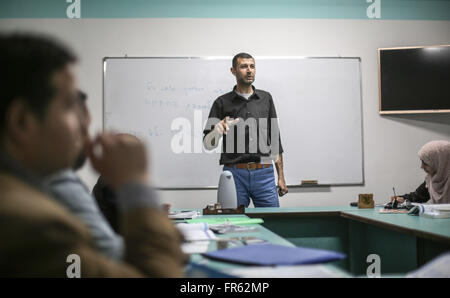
[78,90,87,102]
[0,33,77,136]
[77,90,88,115]
[73,90,88,171]
[232,52,254,69]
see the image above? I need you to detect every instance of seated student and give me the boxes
[93,174,172,235]
[393,140,450,204]
[92,175,121,234]
[45,91,124,260]
[0,33,186,277]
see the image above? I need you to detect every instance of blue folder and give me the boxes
[203,244,346,266]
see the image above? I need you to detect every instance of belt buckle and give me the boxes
[247,162,257,170]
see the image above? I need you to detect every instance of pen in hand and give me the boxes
[392,187,398,209]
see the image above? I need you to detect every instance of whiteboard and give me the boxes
[103,57,364,188]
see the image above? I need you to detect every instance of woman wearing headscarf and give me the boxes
[394,140,450,204]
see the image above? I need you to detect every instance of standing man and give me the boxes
[203,53,288,207]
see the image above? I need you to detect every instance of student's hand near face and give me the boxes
[88,133,148,188]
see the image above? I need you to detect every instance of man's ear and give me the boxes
[230,67,236,76]
[4,99,40,145]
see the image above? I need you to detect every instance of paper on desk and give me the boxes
[226,264,345,278]
[181,241,210,254]
[169,210,201,219]
[176,222,216,254]
[379,209,409,214]
[176,223,217,241]
[187,217,264,225]
[209,223,260,234]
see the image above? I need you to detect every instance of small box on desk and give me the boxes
[358,194,374,209]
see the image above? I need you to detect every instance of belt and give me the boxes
[225,163,271,170]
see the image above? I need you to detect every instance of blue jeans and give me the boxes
[223,165,279,208]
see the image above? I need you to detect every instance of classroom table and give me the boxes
[184,214,351,277]
[246,206,450,276]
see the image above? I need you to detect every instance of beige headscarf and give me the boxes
[418,140,450,204]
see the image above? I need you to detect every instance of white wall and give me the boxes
[1,18,449,208]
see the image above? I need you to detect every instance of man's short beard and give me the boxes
[237,77,253,86]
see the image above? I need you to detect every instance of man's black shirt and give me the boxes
[203,85,284,165]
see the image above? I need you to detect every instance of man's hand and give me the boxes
[87,133,148,188]
[204,116,240,150]
[215,116,240,135]
[390,196,405,204]
[277,177,288,197]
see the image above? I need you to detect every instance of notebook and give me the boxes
[203,244,346,266]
